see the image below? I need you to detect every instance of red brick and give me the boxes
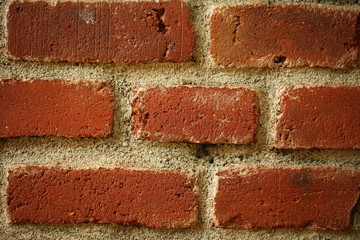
[7,167,198,228]
[210,3,360,68]
[131,86,259,144]
[7,0,194,63]
[0,79,114,137]
[275,87,360,149]
[214,166,360,230]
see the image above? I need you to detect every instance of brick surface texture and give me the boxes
[275,86,360,149]
[7,167,199,229]
[210,3,360,68]
[0,79,114,137]
[131,86,259,144]
[7,0,195,63]
[2,0,360,237]
[214,166,360,230]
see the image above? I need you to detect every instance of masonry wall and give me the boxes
[1,0,360,239]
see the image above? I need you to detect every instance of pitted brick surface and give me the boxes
[131,86,259,144]
[7,167,199,229]
[7,1,195,63]
[275,87,360,149]
[0,79,114,137]
[215,166,360,229]
[210,4,360,68]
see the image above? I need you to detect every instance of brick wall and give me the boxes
[1,0,360,239]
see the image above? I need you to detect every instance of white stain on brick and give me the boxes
[79,9,95,24]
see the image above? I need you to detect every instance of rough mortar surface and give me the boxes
[1,0,360,239]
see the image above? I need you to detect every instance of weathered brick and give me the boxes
[131,86,259,144]
[7,167,198,228]
[275,86,360,149]
[0,79,114,137]
[210,3,360,68]
[7,0,194,63]
[214,166,360,230]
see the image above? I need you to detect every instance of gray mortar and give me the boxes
[1,0,360,239]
